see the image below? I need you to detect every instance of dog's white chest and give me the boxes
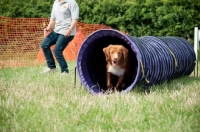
[107,65,125,77]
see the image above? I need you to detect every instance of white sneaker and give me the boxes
[61,71,69,75]
[42,67,57,73]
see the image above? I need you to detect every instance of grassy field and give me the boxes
[0,61,200,132]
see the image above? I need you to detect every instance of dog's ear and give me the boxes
[122,47,128,60]
[103,45,112,62]
[103,46,110,61]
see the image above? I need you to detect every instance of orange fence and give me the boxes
[0,16,111,68]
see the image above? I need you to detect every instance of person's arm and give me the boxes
[43,1,56,36]
[65,19,78,36]
[45,19,55,31]
[44,19,55,35]
[65,0,79,36]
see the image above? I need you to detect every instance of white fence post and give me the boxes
[194,27,199,59]
[198,29,200,50]
[194,27,199,77]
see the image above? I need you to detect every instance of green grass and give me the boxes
[0,61,200,132]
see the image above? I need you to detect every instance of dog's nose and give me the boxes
[114,57,118,60]
[113,54,118,60]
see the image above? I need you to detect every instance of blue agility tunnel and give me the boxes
[76,29,196,95]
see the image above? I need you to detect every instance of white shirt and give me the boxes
[50,0,79,36]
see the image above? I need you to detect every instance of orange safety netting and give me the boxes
[0,16,111,68]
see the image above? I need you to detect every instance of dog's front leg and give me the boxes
[115,75,124,91]
[106,72,112,90]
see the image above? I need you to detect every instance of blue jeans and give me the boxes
[41,31,74,73]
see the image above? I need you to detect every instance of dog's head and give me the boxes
[103,44,128,67]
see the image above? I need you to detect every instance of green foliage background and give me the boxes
[0,0,200,38]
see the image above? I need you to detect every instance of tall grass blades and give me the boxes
[0,61,200,132]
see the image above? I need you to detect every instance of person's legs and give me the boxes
[54,35,74,73]
[41,31,58,69]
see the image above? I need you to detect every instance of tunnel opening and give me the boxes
[77,29,141,94]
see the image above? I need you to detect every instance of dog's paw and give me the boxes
[113,87,121,93]
[104,89,114,94]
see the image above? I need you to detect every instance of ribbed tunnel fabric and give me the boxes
[77,29,196,95]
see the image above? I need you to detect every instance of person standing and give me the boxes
[41,0,79,74]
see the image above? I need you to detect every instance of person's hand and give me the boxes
[65,29,72,36]
[44,27,51,36]
[43,27,52,38]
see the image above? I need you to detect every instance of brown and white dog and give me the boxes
[103,44,130,91]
